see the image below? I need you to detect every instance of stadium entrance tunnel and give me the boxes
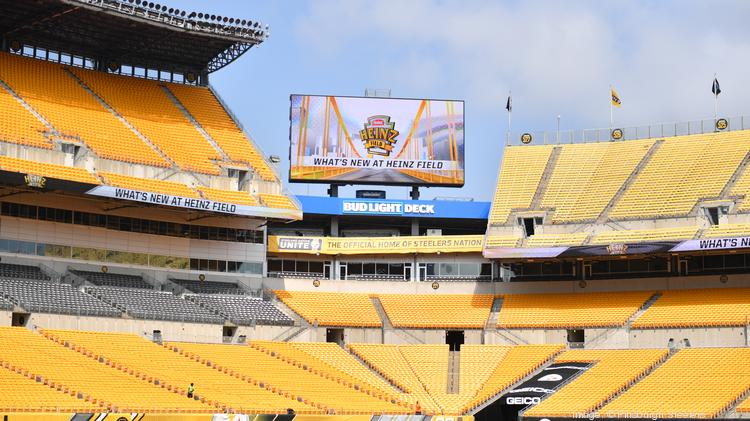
[326,328,344,345]
[446,330,464,351]
[566,329,584,347]
[475,362,589,421]
[11,312,29,327]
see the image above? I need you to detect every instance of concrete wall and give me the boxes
[630,327,748,348]
[0,310,11,326]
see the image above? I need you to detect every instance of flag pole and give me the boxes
[714,73,718,124]
[609,84,614,129]
[506,90,512,146]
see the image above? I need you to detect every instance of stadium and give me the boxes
[0,1,750,420]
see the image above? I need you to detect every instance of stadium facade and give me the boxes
[2,0,750,420]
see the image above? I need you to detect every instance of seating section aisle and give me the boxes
[0,155,100,185]
[85,286,223,324]
[610,132,750,220]
[600,348,750,418]
[71,68,222,175]
[273,291,381,327]
[0,83,51,149]
[0,327,211,412]
[167,84,277,181]
[632,288,750,328]
[0,52,168,167]
[171,341,406,414]
[187,294,293,326]
[489,145,553,225]
[378,294,494,328]
[497,291,653,328]
[0,278,121,317]
[43,329,302,413]
[71,269,151,289]
[524,349,669,417]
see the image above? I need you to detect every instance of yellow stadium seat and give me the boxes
[590,227,698,244]
[274,291,382,327]
[497,291,653,328]
[0,155,100,185]
[0,84,51,149]
[100,171,199,198]
[632,288,750,328]
[198,186,260,206]
[260,193,300,210]
[378,294,494,329]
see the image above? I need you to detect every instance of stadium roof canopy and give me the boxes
[0,0,267,76]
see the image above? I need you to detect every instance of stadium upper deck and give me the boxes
[484,129,750,257]
[0,0,300,220]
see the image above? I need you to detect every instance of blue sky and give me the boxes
[169,0,750,201]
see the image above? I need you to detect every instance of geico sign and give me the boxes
[506,397,540,405]
[342,201,435,215]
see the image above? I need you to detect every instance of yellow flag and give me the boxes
[611,88,622,107]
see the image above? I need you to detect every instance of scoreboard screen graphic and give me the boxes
[289,95,465,186]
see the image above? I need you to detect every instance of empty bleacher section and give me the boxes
[85,287,223,323]
[0,278,121,317]
[99,171,199,198]
[197,186,260,206]
[599,348,750,418]
[632,288,750,328]
[524,232,588,247]
[497,291,653,328]
[187,295,293,326]
[0,360,102,412]
[0,82,51,149]
[43,329,301,413]
[71,269,151,289]
[590,226,698,244]
[0,155,100,184]
[541,139,656,223]
[610,132,750,220]
[0,52,169,167]
[0,327,211,412]
[169,341,408,414]
[274,291,381,327]
[489,145,553,224]
[378,294,493,328]
[173,278,242,294]
[0,262,49,280]
[524,349,669,417]
[167,84,277,181]
[703,223,750,238]
[260,193,300,210]
[70,68,223,174]
[483,235,520,248]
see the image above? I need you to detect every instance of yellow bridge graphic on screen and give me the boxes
[292,96,463,185]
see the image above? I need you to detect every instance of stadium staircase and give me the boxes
[62,68,178,172]
[448,351,460,393]
[595,139,664,224]
[0,79,55,135]
[530,145,562,210]
[484,297,529,345]
[266,292,313,342]
[370,296,425,344]
[160,85,231,163]
[719,143,750,199]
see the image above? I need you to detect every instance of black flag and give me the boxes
[506,96,512,112]
[712,77,721,96]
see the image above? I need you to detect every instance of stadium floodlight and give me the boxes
[197,13,202,18]
[180,11,186,16]
[168,8,173,14]
[269,155,281,164]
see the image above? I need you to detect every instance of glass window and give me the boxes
[376,263,389,275]
[426,263,436,276]
[268,260,282,272]
[389,263,404,276]
[296,261,309,272]
[459,263,480,277]
[480,263,492,276]
[439,263,458,276]
[309,261,324,274]
[362,263,376,275]
[725,253,745,269]
[347,262,362,275]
